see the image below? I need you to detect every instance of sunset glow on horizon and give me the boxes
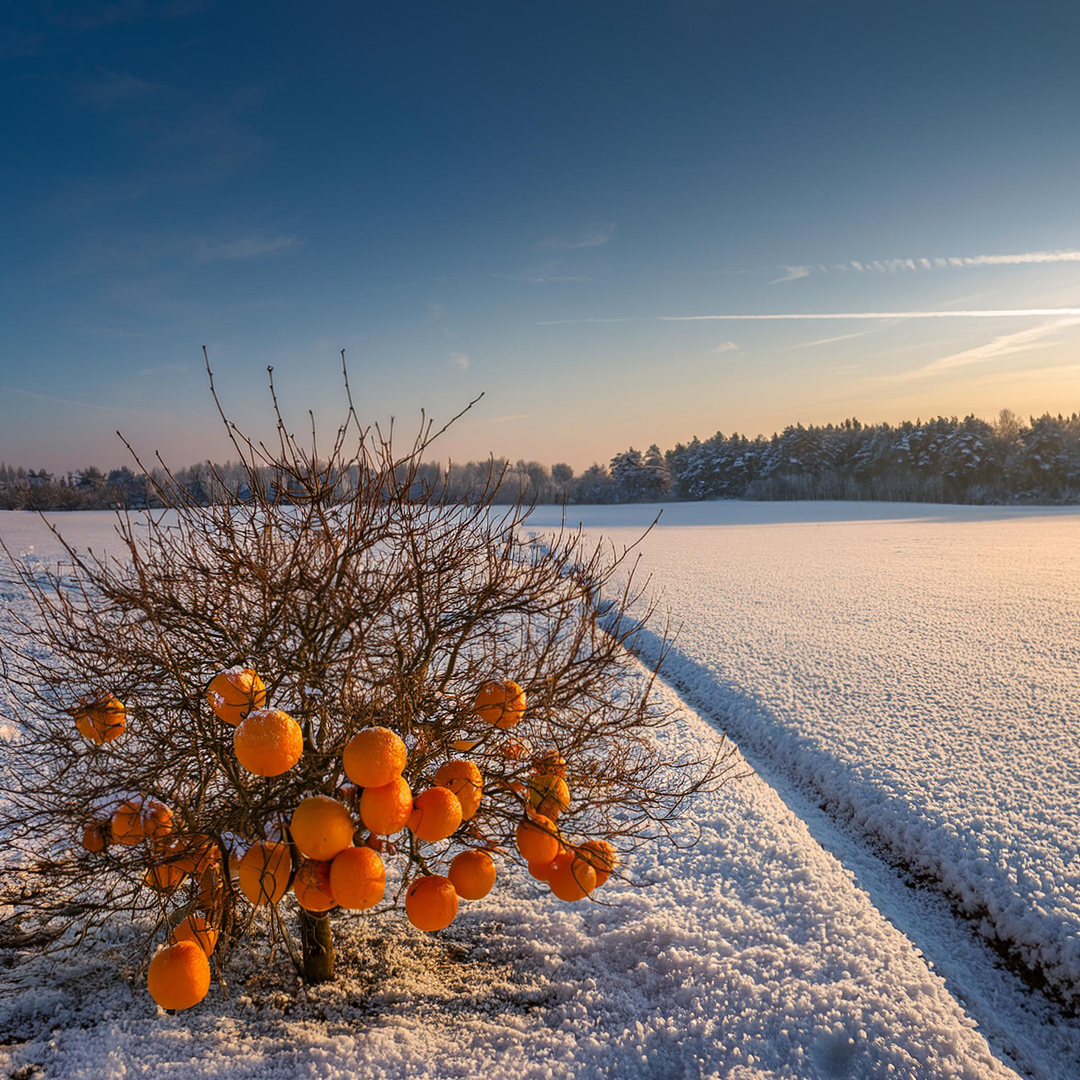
[2,2,1079,473]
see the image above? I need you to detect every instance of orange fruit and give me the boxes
[144,862,187,894]
[578,840,618,887]
[532,750,566,778]
[407,787,463,843]
[500,739,529,761]
[238,840,292,905]
[206,667,267,726]
[473,679,526,729]
[405,875,458,931]
[528,858,555,882]
[359,776,413,836]
[293,858,336,912]
[112,798,172,845]
[329,846,385,910]
[452,738,479,752]
[81,823,107,852]
[342,726,407,788]
[290,795,355,861]
[168,834,219,875]
[74,694,126,745]
[448,850,496,900]
[233,708,303,777]
[171,914,218,956]
[148,940,211,1010]
[548,850,596,902]
[433,760,483,820]
[515,813,560,864]
[528,774,570,819]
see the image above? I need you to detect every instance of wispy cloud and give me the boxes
[59,231,303,275]
[464,413,530,427]
[148,85,270,188]
[43,0,213,31]
[0,27,46,58]
[660,307,1080,321]
[0,387,152,415]
[897,317,1080,380]
[137,363,188,377]
[83,69,164,107]
[970,360,1080,386]
[784,330,873,350]
[710,341,739,354]
[449,352,470,371]
[81,325,153,339]
[498,258,604,283]
[536,223,617,250]
[195,234,302,261]
[770,265,813,284]
[52,82,269,213]
[536,317,640,325]
[771,248,1080,283]
[428,302,444,320]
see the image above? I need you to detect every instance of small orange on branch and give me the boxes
[329,846,385,910]
[408,787,463,843]
[448,850,496,900]
[473,679,526,729]
[167,834,219,875]
[171,914,219,956]
[515,812,560,864]
[433,759,483,820]
[578,839,618,887]
[233,708,303,777]
[111,797,173,846]
[144,862,187,894]
[73,694,126,745]
[148,940,211,1011]
[528,774,570,819]
[342,726,407,788]
[206,667,267,726]
[291,795,356,861]
[80,822,108,853]
[405,875,458,931]
[238,840,292,906]
[548,850,596,902]
[359,776,413,836]
[293,858,336,912]
[532,749,566,778]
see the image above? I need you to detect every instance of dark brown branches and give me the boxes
[0,356,740,984]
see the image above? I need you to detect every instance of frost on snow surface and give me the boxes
[529,501,1080,1002]
[0,510,1045,1079]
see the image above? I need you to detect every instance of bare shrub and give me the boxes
[0,354,738,992]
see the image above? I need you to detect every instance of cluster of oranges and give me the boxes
[75,669,619,1012]
[516,752,617,903]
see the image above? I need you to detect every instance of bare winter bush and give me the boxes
[0,354,737,997]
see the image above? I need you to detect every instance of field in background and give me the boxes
[2,505,1079,1079]
[527,501,1080,999]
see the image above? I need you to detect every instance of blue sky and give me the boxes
[3,0,1080,472]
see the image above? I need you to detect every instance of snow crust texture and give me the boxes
[0,509,1034,1079]
[530,501,1080,1000]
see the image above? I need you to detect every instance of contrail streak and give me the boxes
[659,308,1080,321]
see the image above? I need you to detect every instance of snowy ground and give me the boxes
[528,501,1080,1074]
[0,508,1073,1079]
[527,502,1080,1000]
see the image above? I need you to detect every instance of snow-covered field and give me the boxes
[530,502,1080,1066]
[0,507,1076,1079]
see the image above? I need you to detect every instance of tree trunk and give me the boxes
[299,910,335,983]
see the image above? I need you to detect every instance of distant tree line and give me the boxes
[3,409,1079,510]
